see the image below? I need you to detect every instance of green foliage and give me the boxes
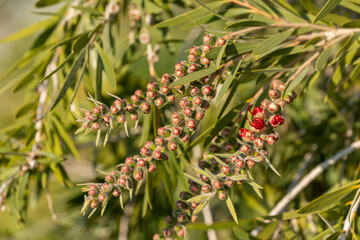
[0,0,360,239]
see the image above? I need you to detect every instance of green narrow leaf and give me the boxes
[15,101,37,119]
[226,20,268,29]
[193,194,213,215]
[215,58,243,106]
[103,128,111,147]
[284,66,309,96]
[73,32,91,53]
[50,49,86,110]
[212,155,228,167]
[296,184,359,214]
[119,193,124,210]
[40,52,75,82]
[191,0,235,22]
[101,195,111,216]
[124,120,129,137]
[186,194,212,203]
[94,42,116,89]
[315,47,333,71]
[313,0,342,23]
[52,116,80,160]
[0,17,59,43]
[184,173,206,186]
[216,39,230,69]
[253,29,293,56]
[95,129,101,147]
[262,154,281,177]
[206,42,259,59]
[95,54,102,100]
[226,196,238,224]
[205,168,218,181]
[154,1,224,28]
[35,0,61,8]
[169,66,217,87]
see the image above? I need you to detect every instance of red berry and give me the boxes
[261,99,271,108]
[155,136,166,146]
[217,190,226,200]
[114,99,123,109]
[202,44,211,53]
[268,102,279,112]
[166,93,175,102]
[177,227,185,237]
[98,193,106,202]
[154,97,164,107]
[201,184,211,193]
[269,115,284,128]
[121,165,130,174]
[201,57,210,65]
[140,147,151,156]
[195,110,204,120]
[191,214,198,223]
[201,100,210,110]
[268,88,279,99]
[118,177,126,186]
[203,34,214,44]
[240,145,250,154]
[180,132,190,143]
[135,90,143,97]
[248,117,266,130]
[183,107,193,117]
[176,200,187,209]
[160,86,170,95]
[117,114,126,123]
[125,157,134,165]
[133,170,143,181]
[272,80,281,89]
[188,53,197,63]
[172,127,181,136]
[221,165,230,175]
[193,96,202,106]
[186,119,197,131]
[212,181,222,189]
[278,82,285,92]
[236,160,244,168]
[254,138,265,148]
[90,199,98,208]
[130,112,138,121]
[225,178,234,187]
[246,159,256,168]
[137,159,146,167]
[148,163,157,172]
[266,135,276,145]
[110,105,118,114]
[163,228,172,237]
[105,175,114,183]
[146,90,156,100]
[131,94,140,103]
[180,98,191,108]
[92,122,100,130]
[160,73,172,85]
[147,82,158,91]
[188,64,198,73]
[140,101,151,113]
[92,107,101,116]
[175,69,184,78]
[152,150,163,160]
[167,141,177,151]
[201,85,213,96]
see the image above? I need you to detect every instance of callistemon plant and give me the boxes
[1,0,360,239]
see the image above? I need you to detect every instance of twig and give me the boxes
[338,188,360,240]
[118,203,134,240]
[285,52,319,85]
[228,0,283,22]
[0,168,20,197]
[46,184,57,221]
[203,204,217,240]
[251,140,360,237]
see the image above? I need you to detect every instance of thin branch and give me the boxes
[203,204,217,240]
[339,188,360,240]
[251,140,360,237]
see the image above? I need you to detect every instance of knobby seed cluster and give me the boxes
[153,81,297,239]
[79,34,226,216]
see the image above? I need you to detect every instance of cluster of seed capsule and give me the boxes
[80,34,227,215]
[153,80,297,239]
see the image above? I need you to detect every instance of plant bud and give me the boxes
[218,190,226,200]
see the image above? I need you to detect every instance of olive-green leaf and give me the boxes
[95,42,116,89]
[216,39,230,69]
[154,1,224,28]
[184,173,206,186]
[296,183,359,214]
[225,20,268,29]
[0,17,58,43]
[312,0,342,23]
[73,33,91,53]
[35,0,61,8]
[169,66,217,87]
[315,47,333,71]
[226,196,238,224]
[15,101,37,119]
[253,29,293,56]
[50,49,86,110]
[206,42,259,59]
[40,52,75,82]
[215,58,243,106]
[284,66,309,96]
